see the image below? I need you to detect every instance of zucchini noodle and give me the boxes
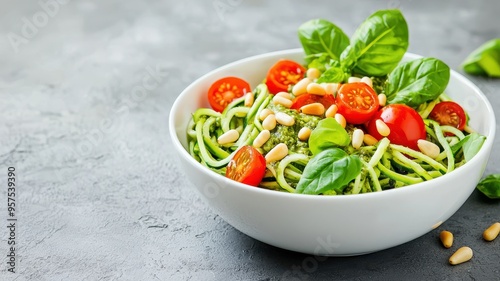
[441,126,465,139]
[429,120,455,172]
[389,144,447,173]
[351,173,364,194]
[368,137,390,167]
[362,159,382,192]
[246,84,269,123]
[253,95,272,131]
[222,107,249,132]
[275,154,309,193]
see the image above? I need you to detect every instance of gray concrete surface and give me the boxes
[1,0,499,280]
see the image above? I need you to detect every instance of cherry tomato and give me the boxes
[265,59,306,94]
[208,77,251,112]
[336,82,379,124]
[366,104,426,150]
[226,145,266,187]
[290,93,336,110]
[429,101,467,131]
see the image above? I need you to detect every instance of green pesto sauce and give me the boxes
[370,75,388,95]
[262,104,321,155]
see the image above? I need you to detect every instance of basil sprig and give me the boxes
[340,9,409,76]
[298,9,409,83]
[297,9,450,108]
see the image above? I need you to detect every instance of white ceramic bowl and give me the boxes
[169,49,496,256]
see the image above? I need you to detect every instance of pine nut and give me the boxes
[325,104,338,118]
[217,129,239,145]
[265,143,288,163]
[306,68,321,80]
[334,113,346,128]
[439,230,453,248]
[276,91,292,100]
[275,112,295,126]
[244,92,254,107]
[352,129,364,149]
[483,222,500,241]
[321,83,339,96]
[298,127,311,141]
[307,82,326,96]
[348,76,361,83]
[273,95,293,108]
[363,134,379,146]
[449,246,473,265]
[417,139,440,159]
[360,76,373,88]
[378,93,387,106]
[259,108,274,121]
[262,114,277,131]
[300,102,325,116]
[253,130,271,148]
[375,119,390,136]
[292,77,311,96]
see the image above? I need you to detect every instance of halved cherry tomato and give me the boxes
[265,59,306,94]
[366,104,426,150]
[429,101,467,131]
[208,77,251,112]
[226,145,266,187]
[290,93,336,110]
[336,82,379,124]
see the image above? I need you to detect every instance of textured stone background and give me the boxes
[1,0,499,280]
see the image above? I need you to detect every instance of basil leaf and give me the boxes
[340,9,409,76]
[385,57,450,107]
[308,54,339,72]
[477,174,500,199]
[450,133,486,162]
[308,54,330,72]
[308,118,350,155]
[296,148,362,195]
[462,133,486,162]
[316,66,346,83]
[298,19,350,64]
[462,39,500,77]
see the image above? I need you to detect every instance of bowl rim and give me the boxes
[169,48,496,201]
